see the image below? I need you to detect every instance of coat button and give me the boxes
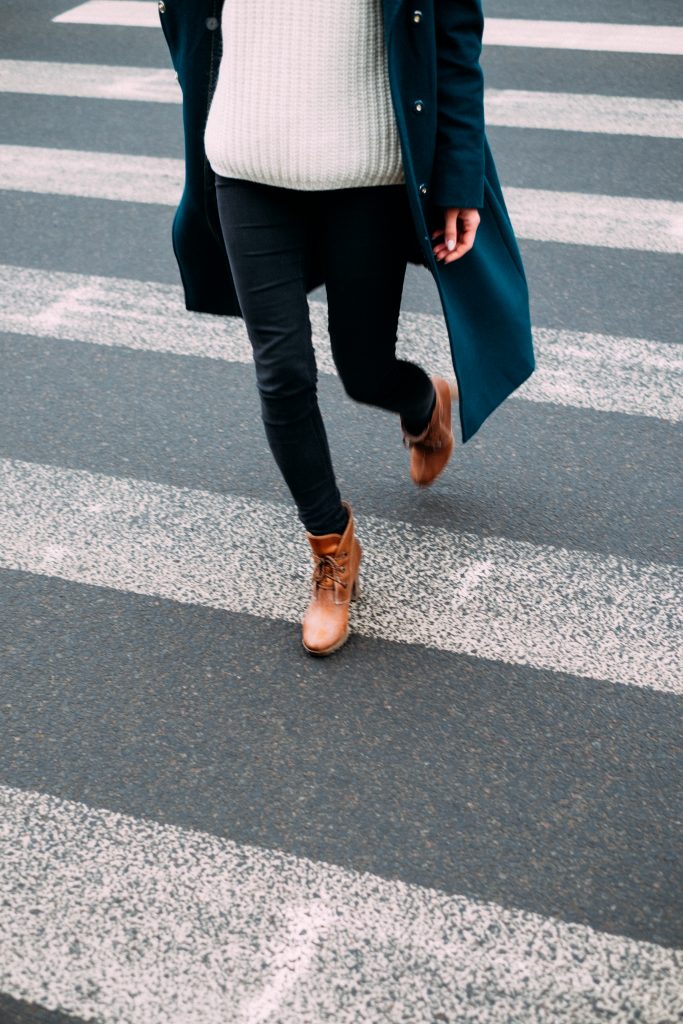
[413,99,424,113]
[206,16,219,30]
[418,183,428,196]
[412,9,423,22]
[158,0,165,10]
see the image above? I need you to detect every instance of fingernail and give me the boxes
[446,239,455,251]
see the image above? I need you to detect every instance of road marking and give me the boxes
[50,6,683,55]
[0,144,182,204]
[1,264,680,423]
[53,0,158,27]
[1,458,680,692]
[504,187,683,253]
[485,88,683,139]
[3,145,682,254]
[450,559,494,609]
[484,18,683,55]
[1,785,681,1024]
[0,58,180,103]
[4,61,683,140]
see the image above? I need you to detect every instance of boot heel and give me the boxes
[351,575,362,601]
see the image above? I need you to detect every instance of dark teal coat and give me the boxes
[158,0,535,442]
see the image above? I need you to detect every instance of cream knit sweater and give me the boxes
[204,0,405,190]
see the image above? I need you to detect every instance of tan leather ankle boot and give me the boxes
[400,375,458,487]
[302,500,362,656]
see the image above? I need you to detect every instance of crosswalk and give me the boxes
[2,264,681,421]
[4,59,683,138]
[3,144,683,253]
[1,2,682,1022]
[2,458,679,692]
[50,2,683,54]
[2,785,682,1024]
[53,0,160,28]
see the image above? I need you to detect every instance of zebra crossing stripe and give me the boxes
[484,18,683,56]
[2,145,682,254]
[0,58,180,104]
[3,60,683,139]
[485,88,683,139]
[0,144,182,204]
[1,264,680,423]
[1,784,681,1024]
[50,5,683,55]
[0,458,680,693]
[504,187,683,254]
[53,0,158,28]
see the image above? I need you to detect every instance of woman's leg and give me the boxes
[321,183,437,435]
[214,174,348,535]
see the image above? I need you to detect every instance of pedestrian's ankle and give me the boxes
[309,505,349,537]
[402,391,436,436]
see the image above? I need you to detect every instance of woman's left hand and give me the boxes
[431,207,481,263]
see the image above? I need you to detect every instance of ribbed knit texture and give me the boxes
[204,0,405,190]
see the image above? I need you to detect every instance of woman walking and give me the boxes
[158,0,535,657]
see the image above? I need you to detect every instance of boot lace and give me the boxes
[402,432,443,451]
[312,552,348,590]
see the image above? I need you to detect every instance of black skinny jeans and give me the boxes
[214,173,436,535]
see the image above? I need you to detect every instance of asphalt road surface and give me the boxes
[1,1,682,1022]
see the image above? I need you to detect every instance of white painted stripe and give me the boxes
[4,62,682,140]
[1,264,680,423]
[0,58,180,103]
[1,459,680,692]
[504,187,683,254]
[485,88,683,139]
[484,18,683,55]
[50,6,683,54]
[2,786,681,1024]
[53,0,158,28]
[3,145,682,254]
[0,144,182,205]
[527,325,683,421]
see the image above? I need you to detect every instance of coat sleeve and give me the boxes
[430,0,486,210]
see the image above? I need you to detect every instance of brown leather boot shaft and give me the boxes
[302,500,362,656]
[401,375,458,487]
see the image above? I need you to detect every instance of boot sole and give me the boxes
[411,436,455,487]
[302,627,350,657]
